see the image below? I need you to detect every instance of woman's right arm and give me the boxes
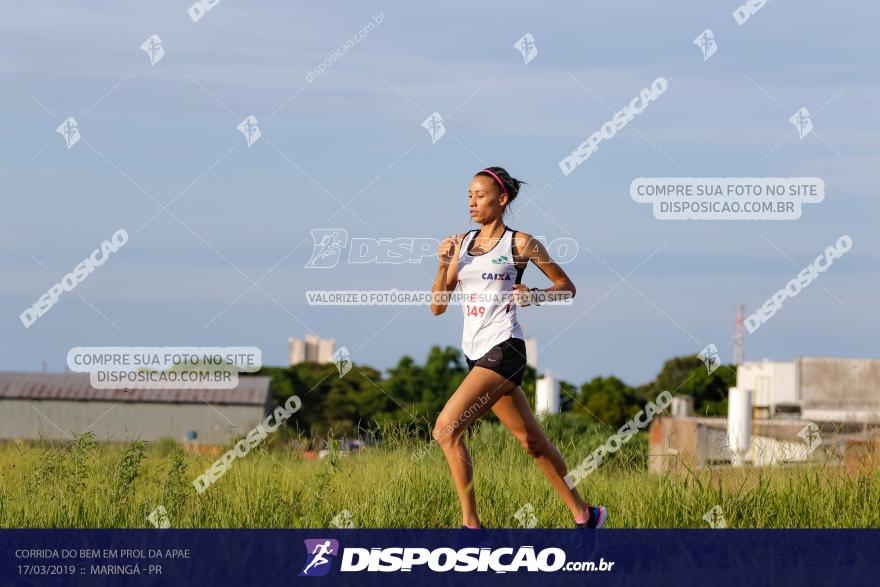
[431,233,462,316]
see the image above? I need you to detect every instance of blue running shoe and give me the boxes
[575,505,607,529]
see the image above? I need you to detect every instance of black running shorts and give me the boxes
[465,337,527,386]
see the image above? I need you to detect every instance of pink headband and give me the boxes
[480,168,508,198]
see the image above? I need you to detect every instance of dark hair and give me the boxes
[474,166,526,217]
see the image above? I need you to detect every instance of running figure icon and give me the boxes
[300,540,337,576]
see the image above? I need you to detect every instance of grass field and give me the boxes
[1,414,878,528]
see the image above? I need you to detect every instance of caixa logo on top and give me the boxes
[306,229,578,268]
[481,273,511,281]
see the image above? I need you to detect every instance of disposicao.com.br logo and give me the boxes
[300,539,340,577]
[299,539,613,574]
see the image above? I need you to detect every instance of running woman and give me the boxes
[430,166,607,530]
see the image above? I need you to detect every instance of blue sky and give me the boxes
[2,1,877,386]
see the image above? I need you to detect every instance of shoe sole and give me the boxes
[594,506,608,528]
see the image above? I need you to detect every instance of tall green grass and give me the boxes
[0,414,877,528]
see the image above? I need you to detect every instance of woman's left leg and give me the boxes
[491,386,589,521]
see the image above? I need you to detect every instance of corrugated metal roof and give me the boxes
[0,372,271,406]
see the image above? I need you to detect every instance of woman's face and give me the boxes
[468,175,506,223]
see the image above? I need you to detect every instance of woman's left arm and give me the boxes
[513,233,576,306]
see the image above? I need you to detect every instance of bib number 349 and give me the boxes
[465,304,486,318]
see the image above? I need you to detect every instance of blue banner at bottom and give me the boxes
[1,529,877,586]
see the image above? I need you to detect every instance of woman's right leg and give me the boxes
[433,366,517,527]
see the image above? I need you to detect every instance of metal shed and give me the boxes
[0,372,272,444]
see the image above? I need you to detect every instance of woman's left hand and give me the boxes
[512,284,532,307]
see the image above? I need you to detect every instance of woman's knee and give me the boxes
[518,432,547,458]
[432,417,461,447]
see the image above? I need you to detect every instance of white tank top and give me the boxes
[456,226,525,360]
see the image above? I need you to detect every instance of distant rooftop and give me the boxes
[0,372,271,406]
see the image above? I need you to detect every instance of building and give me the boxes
[525,337,538,369]
[649,356,880,473]
[649,415,879,472]
[0,372,272,444]
[535,370,560,417]
[288,334,336,365]
[737,359,796,418]
[738,356,880,421]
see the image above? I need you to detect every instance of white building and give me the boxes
[737,357,880,422]
[525,337,538,369]
[649,356,880,472]
[535,370,560,417]
[289,334,336,365]
[737,360,797,418]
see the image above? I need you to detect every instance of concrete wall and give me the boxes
[648,417,728,473]
[803,408,880,423]
[750,436,811,466]
[649,416,823,472]
[0,400,266,444]
[798,357,880,410]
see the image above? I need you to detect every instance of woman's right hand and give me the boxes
[437,234,458,267]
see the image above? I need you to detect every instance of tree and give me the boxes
[256,351,738,445]
[637,355,735,416]
[575,376,637,428]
